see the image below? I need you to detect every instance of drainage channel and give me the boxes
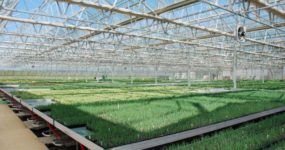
[0,88,103,150]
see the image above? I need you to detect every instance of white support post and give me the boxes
[282,65,285,80]
[131,66,133,85]
[155,65,158,85]
[130,52,134,85]
[208,60,211,81]
[245,68,248,80]
[186,45,192,88]
[187,66,191,87]
[97,63,100,82]
[262,66,265,83]
[250,64,253,80]
[233,44,238,90]
[85,63,88,80]
[111,62,114,83]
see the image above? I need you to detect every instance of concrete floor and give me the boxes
[0,104,48,150]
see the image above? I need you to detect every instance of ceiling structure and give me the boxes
[0,0,284,74]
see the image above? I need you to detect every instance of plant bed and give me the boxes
[5,80,285,148]
[265,141,285,150]
[164,112,285,150]
[43,90,285,148]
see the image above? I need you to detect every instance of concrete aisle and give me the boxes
[0,104,48,150]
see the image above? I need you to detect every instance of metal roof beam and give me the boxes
[249,0,285,20]
[58,0,284,49]
[2,15,284,59]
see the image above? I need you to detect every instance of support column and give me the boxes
[233,45,237,89]
[251,64,253,80]
[130,65,133,85]
[186,45,192,87]
[111,63,114,83]
[85,63,88,80]
[208,60,211,81]
[187,66,191,87]
[282,66,285,80]
[130,54,134,85]
[155,65,158,85]
[96,62,100,82]
[245,68,248,80]
[261,66,265,83]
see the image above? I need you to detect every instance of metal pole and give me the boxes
[208,60,211,81]
[130,52,134,85]
[96,62,100,82]
[111,63,114,83]
[111,51,115,84]
[187,45,192,87]
[187,67,191,87]
[233,44,238,89]
[262,66,265,83]
[282,66,285,80]
[155,65,158,85]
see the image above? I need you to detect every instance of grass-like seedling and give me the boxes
[5,79,285,148]
[11,91,44,99]
[191,80,285,89]
[265,141,285,150]
[11,86,199,104]
[164,112,285,150]
[2,79,284,90]
[28,90,285,147]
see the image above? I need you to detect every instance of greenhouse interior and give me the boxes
[0,0,285,150]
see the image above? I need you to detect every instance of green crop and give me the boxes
[11,86,200,104]
[2,79,284,90]
[4,79,285,148]
[191,80,285,90]
[164,112,285,150]
[43,90,285,147]
[265,141,285,150]
[11,91,44,99]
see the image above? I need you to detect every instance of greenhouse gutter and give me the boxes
[0,88,104,150]
[111,106,285,150]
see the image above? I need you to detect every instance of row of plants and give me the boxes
[210,90,285,101]
[164,112,285,150]
[11,91,44,99]
[10,80,284,105]
[265,141,285,150]
[50,79,284,90]
[11,85,199,104]
[32,90,285,148]
[115,77,177,84]
[191,80,285,89]
[0,78,176,90]
[2,79,284,90]
[5,80,285,148]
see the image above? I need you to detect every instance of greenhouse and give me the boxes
[0,0,284,150]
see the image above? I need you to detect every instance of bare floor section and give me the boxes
[0,105,48,150]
